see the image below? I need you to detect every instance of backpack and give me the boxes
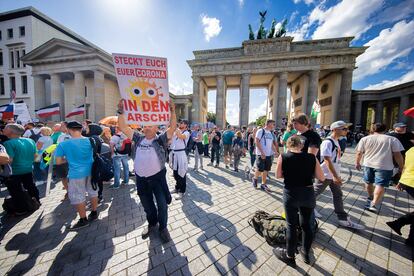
[248,210,318,246]
[89,137,114,189]
[114,134,132,155]
[316,137,339,164]
[29,129,41,142]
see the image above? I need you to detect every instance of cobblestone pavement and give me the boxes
[0,148,413,275]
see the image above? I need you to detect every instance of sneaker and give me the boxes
[121,181,129,185]
[314,209,322,219]
[386,221,402,236]
[273,248,296,267]
[367,204,377,213]
[70,218,89,231]
[141,224,158,239]
[214,164,218,168]
[225,165,229,169]
[88,211,98,222]
[299,248,310,264]
[365,197,373,208]
[174,193,184,200]
[260,184,271,192]
[338,218,365,230]
[252,178,258,188]
[159,228,172,243]
[109,185,120,190]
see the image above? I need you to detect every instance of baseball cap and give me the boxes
[393,122,407,128]
[66,121,83,129]
[330,120,352,130]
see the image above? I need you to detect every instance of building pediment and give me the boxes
[22,38,96,64]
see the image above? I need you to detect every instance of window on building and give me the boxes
[0,52,3,66]
[85,86,87,97]
[10,76,16,92]
[0,30,2,40]
[0,78,4,95]
[7,28,13,39]
[19,26,25,37]
[21,75,27,94]
[10,51,14,69]
[22,50,26,67]
[16,51,20,68]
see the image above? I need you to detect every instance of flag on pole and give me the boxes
[35,103,60,118]
[66,104,85,118]
[0,104,14,120]
[311,101,320,119]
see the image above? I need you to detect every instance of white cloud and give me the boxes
[201,15,222,42]
[364,69,414,90]
[373,0,414,25]
[226,103,239,125]
[208,101,216,113]
[293,0,314,4]
[238,0,244,7]
[354,20,414,81]
[169,81,192,95]
[249,101,267,122]
[310,0,382,40]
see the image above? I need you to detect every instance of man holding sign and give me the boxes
[114,53,177,243]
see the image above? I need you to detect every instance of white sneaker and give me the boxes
[314,209,322,219]
[174,193,184,200]
[338,218,365,230]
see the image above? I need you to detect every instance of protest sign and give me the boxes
[112,53,170,126]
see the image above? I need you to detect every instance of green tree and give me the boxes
[206,112,216,124]
[255,115,267,127]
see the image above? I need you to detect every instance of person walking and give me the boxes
[273,136,325,266]
[222,126,235,169]
[3,124,39,214]
[202,129,210,157]
[232,131,244,172]
[117,101,177,243]
[355,123,404,213]
[282,123,297,153]
[170,119,190,199]
[252,120,279,192]
[192,124,204,171]
[34,127,53,185]
[314,121,364,230]
[55,121,98,230]
[386,146,414,247]
[292,114,321,156]
[210,127,221,167]
[110,128,130,189]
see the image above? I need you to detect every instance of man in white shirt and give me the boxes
[314,121,364,230]
[252,119,279,192]
[356,123,404,213]
[170,119,190,200]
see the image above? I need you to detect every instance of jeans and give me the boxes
[203,144,209,156]
[136,169,171,230]
[394,184,414,240]
[249,148,256,167]
[211,144,220,165]
[5,173,40,212]
[113,155,129,187]
[283,186,315,257]
[314,179,347,221]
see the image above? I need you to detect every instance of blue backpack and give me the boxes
[89,137,114,189]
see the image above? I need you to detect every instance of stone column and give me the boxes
[73,71,85,117]
[50,73,62,121]
[94,70,105,121]
[337,68,353,121]
[191,76,201,123]
[33,75,46,111]
[276,72,288,127]
[354,100,363,126]
[375,100,384,123]
[399,95,410,123]
[184,104,189,120]
[306,70,319,122]
[216,75,226,128]
[239,73,250,127]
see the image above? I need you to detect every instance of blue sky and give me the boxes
[2,0,414,124]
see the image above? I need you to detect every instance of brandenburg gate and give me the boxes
[187,37,366,128]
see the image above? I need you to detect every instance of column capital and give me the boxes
[279,72,288,79]
[216,75,225,82]
[241,73,251,79]
[307,70,320,77]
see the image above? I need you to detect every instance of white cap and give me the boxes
[330,120,352,130]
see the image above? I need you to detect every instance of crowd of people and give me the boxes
[0,101,413,267]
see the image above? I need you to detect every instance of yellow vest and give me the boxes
[400,147,414,188]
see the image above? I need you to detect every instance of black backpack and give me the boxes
[89,137,114,189]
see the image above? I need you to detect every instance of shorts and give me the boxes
[223,144,232,156]
[67,176,98,205]
[54,163,68,179]
[257,156,273,172]
[363,167,393,187]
